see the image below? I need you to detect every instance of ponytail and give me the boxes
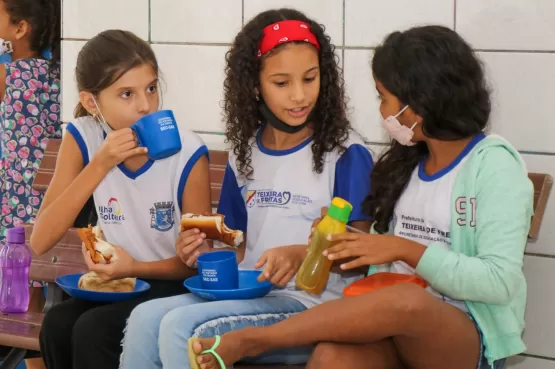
[73,102,90,119]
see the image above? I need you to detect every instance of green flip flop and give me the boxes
[188,335,227,369]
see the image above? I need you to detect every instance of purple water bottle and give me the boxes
[0,227,31,313]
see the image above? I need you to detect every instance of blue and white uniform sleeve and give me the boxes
[65,122,89,166]
[333,144,373,222]
[176,145,209,212]
[217,163,248,233]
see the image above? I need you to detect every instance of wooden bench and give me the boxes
[0,138,551,369]
[33,139,229,209]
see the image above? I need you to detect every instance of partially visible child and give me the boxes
[120,8,373,369]
[0,2,60,368]
[31,30,211,369]
[0,0,61,239]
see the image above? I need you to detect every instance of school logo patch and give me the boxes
[246,190,257,208]
[150,201,175,232]
[98,198,125,224]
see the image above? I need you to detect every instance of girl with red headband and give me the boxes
[120,8,374,369]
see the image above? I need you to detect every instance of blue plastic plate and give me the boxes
[55,273,151,303]
[184,270,272,301]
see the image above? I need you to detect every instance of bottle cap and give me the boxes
[6,227,25,244]
[327,197,353,223]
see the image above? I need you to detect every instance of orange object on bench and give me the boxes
[344,272,427,297]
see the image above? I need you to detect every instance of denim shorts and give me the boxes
[472,314,506,369]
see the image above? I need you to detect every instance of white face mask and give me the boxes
[91,95,113,134]
[382,105,418,146]
[0,39,13,64]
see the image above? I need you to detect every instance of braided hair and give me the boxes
[3,0,61,61]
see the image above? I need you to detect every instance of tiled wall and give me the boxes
[61,1,555,367]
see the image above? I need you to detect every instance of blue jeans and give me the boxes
[119,294,311,369]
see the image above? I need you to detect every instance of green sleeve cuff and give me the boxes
[415,243,450,283]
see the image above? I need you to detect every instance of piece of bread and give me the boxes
[78,271,136,293]
[77,225,119,264]
[180,213,243,248]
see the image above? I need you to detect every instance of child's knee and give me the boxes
[127,299,172,336]
[308,343,341,369]
[40,303,75,342]
[159,308,190,340]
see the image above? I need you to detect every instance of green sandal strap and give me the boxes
[201,335,227,369]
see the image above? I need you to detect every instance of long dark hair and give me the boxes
[224,8,350,178]
[367,25,491,233]
[73,30,159,118]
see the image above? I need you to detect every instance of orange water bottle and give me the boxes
[296,198,352,294]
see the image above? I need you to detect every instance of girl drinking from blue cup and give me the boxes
[30,30,212,369]
[119,8,373,369]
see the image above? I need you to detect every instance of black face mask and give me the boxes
[258,102,315,134]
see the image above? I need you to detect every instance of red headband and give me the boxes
[258,20,320,57]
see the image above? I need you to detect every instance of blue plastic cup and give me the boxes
[131,110,182,160]
[197,251,239,290]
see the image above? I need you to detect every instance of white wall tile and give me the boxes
[345,0,454,47]
[507,356,555,369]
[154,45,227,133]
[63,0,149,40]
[457,0,555,51]
[61,41,87,123]
[522,154,555,256]
[151,0,242,43]
[198,133,230,151]
[521,256,555,358]
[344,49,388,143]
[481,52,555,153]
[244,0,343,45]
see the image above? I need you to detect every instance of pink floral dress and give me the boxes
[0,59,61,260]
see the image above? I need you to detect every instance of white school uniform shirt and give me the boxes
[391,133,486,312]
[66,116,208,262]
[218,129,374,308]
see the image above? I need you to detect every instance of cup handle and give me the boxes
[130,125,144,148]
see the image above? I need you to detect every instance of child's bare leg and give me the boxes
[25,358,46,369]
[307,340,404,369]
[194,284,480,369]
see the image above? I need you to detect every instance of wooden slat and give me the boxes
[23,224,87,282]
[209,150,228,208]
[528,173,553,239]
[32,139,61,192]
[0,315,41,351]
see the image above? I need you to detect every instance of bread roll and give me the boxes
[180,213,243,248]
[78,271,136,293]
[77,225,119,264]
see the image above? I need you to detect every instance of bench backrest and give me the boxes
[34,139,229,209]
[34,138,553,239]
[25,225,86,282]
[28,139,553,281]
[528,173,553,239]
